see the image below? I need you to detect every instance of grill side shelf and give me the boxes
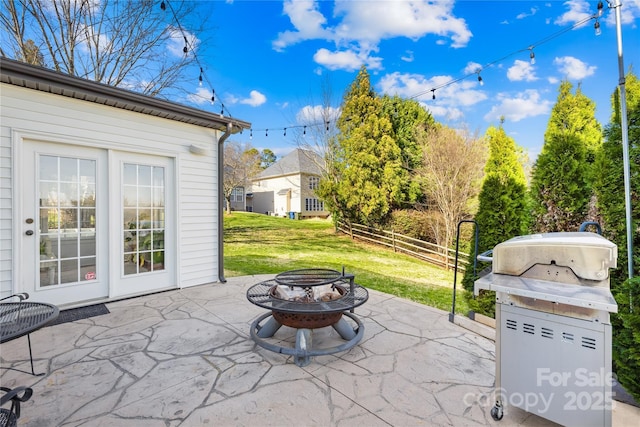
[474,273,618,313]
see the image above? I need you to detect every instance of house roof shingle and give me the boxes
[0,58,251,133]
[256,148,323,179]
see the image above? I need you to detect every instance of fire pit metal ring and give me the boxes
[246,269,369,366]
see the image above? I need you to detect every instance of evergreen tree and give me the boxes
[318,66,404,226]
[462,124,529,316]
[381,95,435,207]
[530,80,602,232]
[594,71,640,401]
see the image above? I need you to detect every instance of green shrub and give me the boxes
[387,209,433,241]
[612,277,640,402]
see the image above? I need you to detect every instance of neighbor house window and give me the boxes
[309,176,319,190]
[305,198,324,211]
[231,187,244,202]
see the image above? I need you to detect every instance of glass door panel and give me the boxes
[122,163,165,275]
[38,155,97,287]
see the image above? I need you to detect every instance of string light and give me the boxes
[529,47,536,64]
[160,0,237,125]
[409,10,599,102]
[160,0,605,140]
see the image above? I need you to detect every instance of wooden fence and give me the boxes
[337,222,470,271]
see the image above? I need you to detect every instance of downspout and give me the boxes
[217,122,233,283]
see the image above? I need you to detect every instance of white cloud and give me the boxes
[401,50,414,62]
[463,61,483,74]
[554,0,593,26]
[600,0,640,26]
[187,87,213,105]
[483,90,552,122]
[239,90,267,107]
[517,7,538,19]
[296,105,341,125]
[548,76,560,84]
[273,0,472,71]
[331,0,472,48]
[272,0,332,52]
[377,72,487,121]
[553,56,596,80]
[167,26,199,57]
[507,60,538,82]
[313,48,382,71]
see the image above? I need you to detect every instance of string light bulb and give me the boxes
[529,47,536,64]
[250,129,253,140]
[594,20,601,36]
[160,1,166,11]
[325,121,330,131]
[283,128,287,136]
[303,126,306,135]
[477,72,484,86]
[198,67,203,86]
[265,129,268,137]
[597,1,604,18]
[431,89,436,100]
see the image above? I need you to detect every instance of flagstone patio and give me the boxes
[1,275,637,426]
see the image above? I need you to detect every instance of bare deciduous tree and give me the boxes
[416,125,487,252]
[223,141,261,214]
[0,0,204,97]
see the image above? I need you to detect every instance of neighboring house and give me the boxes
[0,58,250,307]
[228,186,248,212]
[251,148,329,218]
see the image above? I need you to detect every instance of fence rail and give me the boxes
[337,222,470,271]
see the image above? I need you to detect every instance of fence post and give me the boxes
[349,223,353,239]
[391,228,397,252]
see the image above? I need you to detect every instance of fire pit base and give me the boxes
[250,311,365,367]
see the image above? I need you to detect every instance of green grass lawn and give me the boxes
[224,212,470,314]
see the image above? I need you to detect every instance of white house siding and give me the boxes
[0,84,221,300]
[253,174,302,216]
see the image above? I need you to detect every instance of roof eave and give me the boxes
[0,58,251,133]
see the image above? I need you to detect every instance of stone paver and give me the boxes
[1,275,634,426]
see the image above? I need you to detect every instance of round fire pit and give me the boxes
[246,268,369,366]
[270,284,347,328]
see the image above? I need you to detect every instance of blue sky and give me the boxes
[177,0,640,160]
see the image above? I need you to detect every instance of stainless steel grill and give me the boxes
[474,232,618,426]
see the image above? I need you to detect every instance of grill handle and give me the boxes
[477,250,493,263]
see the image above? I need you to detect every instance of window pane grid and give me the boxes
[305,198,325,212]
[39,155,97,287]
[123,163,165,276]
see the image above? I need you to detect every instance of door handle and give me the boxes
[25,230,34,236]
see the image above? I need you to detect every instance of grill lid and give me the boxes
[491,232,617,281]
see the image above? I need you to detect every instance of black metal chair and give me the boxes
[0,386,32,427]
